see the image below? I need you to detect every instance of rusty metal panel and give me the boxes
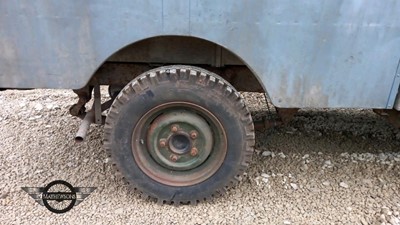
[1,0,400,109]
[106,36,243,66]
[107,37,219,65]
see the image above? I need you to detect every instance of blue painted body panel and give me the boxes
[0,0,399,108]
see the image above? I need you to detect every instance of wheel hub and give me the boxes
[169,133,191,154]
[131,102,227,186]
[147,110,213,171]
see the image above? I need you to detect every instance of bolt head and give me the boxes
[159,140,166,147]
[170,154,178,162]
[190,131,198,139]
[190,147,198,156]
[171,125,178,133]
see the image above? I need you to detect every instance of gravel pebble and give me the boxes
[290,183,298,190]
[323,160,333,168]
[115,208,124,214]
[34,103,43,111]
[382,207,391,215]
[300,163,309,171]
[104,157,111,164]
[262,151,273,157]
[277,152,286,158]
[339,182,349,189]
[322,181,330,186]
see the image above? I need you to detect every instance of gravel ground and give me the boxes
[0,89,399,225]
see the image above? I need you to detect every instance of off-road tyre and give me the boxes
[104,65,254,204]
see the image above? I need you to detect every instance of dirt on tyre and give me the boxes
[104,65,255,204]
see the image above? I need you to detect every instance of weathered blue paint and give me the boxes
[0,0,399,109]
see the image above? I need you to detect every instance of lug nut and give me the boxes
[159,139,166,147]
[170,154,178,162]
[171,125,179,133]
[190,147,198,156]
[190,131,198,139]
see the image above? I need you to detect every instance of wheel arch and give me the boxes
[86,35,268,94]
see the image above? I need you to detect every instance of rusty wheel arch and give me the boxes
[83,36,266,93]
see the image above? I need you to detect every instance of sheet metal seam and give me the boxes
[386,58,400,109]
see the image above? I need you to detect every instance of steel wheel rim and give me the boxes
[131,102,227,186]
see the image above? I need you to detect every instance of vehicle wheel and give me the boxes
[104,65,254,204]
